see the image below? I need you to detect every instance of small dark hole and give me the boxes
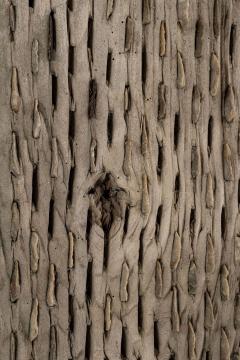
[32,165,38,209]
[49,11,56,60]
[208,116,213,154]
[123,205,130,237]
[107,112,113,146]
[230,24,236,63]
[69,46,74,75]
[157,143,163,177]
[106,50,112,86]
[69,111,75,140]
[67,166,75,203]
[48,198,54,238]
[154,320,160,355]
[103,235,109,269]
[238,179,240,208]
[86,208,92,250]
[29,0,34,8]
[138,296,143,332]
[52,74,58,109]
[121,326,127,358]
[87,17,93,55]
[67,0,73,10]
[174,113,180,150]
[174,173,180,206]
[139,229,144,266]
[195,19,203,58]
[86,260,92,301]
[221,207,226,239]
[69,295,74,332]
[142,45,147,86]
[155,205,162,240]
[85,324,91,359]
[206,351,211,360]
[190,208,195,237]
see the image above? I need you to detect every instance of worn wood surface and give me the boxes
[0,0,240,359]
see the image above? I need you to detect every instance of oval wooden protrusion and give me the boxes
[141,173,150,215]
[159,21,166,57]
[105,294,112,331]
[158,83,166,120]
[171,232,181,270]
[33,99,41,139]
[192,85,201,124]
[210,53,220,97]
[220,264,230,301]
[177,51,186,89]
[125,17,134,52]
[224,85,236,123]
[220,328,230,360]
[11,67,21,113]
[206,173,214,209]
[206,234,215,274]
[29,298,39,341]
[188,321,196,360]
[223,143,234,181]
[10,133,20,177]
[188,260,197,296]
[10,260,20,302]
[47,264,57,307]
[68,232,74,269]
[120,262,129,302]
[172,286,180,332]
[31,39,39,74]
[204,292,214,330]
[51,137,58,178]
[30,231,39,273]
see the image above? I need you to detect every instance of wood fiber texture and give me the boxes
[1,0,240,359]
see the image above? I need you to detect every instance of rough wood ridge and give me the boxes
[0,0,240,359]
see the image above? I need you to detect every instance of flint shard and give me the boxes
[33,99,41,139]
[224,85,236,123]
[206,173,214,209]
[120,262,129,302]
[11,67,21,113]
[29,298,39,341]
[159,21,166,57]
[192,85,201,124]
[177,52,186,89]
[105,294,112,331]
[206,234,215,274]
[47,264,57,307]
[10,260,21,302]
[31,231,39,273]
[171,232,181,270]
[210,53,220,97]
